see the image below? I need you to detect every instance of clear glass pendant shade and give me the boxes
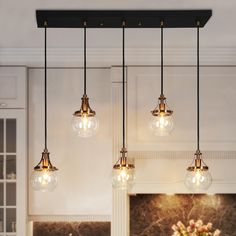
[31,170,58,192]
[72,115,99,137]
[72,95,99,137]
[112,149,135,190]
[185,169,212,191]
[112,166,135,190]
[31,149,58,192]
[185,151,212,191]
[149,115,174,136]
[150,95,174,136]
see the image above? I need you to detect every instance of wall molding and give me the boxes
[1,47,236,67]
[130,181,236,195]
[129,151,236,160]
[28,215,111,222]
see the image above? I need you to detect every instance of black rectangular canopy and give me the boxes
[36,10,212,28]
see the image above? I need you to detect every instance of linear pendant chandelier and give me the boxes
[35,9,212,191]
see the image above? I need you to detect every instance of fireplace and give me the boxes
[33,222,110,236]
[130,194,236,236]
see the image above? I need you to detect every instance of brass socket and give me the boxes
[34,149,58,171]
[187,150,209,172]
[113,148,135,170]
[73,94,96,117]
[151,95,173,117]
[195,158,202,168]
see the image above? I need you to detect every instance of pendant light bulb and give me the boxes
[112,148,135,190]
[31,21,58,192]
[150,21,174,136]
[72,22,99,137]
[185,151,212,191]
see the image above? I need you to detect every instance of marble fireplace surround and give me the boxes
[130,194,236,236]
[33,222,110,236]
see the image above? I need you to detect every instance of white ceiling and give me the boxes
[1,0,236,49]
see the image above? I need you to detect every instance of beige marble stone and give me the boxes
[130,194,236,236]
[33,222,110,236]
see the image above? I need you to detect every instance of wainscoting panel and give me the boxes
[127,66,236,151]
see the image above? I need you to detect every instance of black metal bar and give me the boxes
[84,22,87,95]
[160,21,164,96]
[122,22,125,149]
[36,10,212,28]
[197,22,200,151]
[44,22,47,150]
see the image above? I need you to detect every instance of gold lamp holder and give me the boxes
[34,149,58,171]
[151,94,173,117]
[187,150,209,172]
[113,148,135,170]
[73,94,96,117]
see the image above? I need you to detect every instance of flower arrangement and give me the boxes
[172,219,221,236]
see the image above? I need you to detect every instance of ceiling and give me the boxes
[1,0,236,49]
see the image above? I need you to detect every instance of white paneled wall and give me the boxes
[27,65,236,236]
[28,68,112,217]
[111,66,236,236]
[126,66,236,193]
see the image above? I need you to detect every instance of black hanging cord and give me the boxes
[122,22,125,149]
[84,22,87,95]
[160,21,164,96]
[44,21,48,150]
[197,21,200,151]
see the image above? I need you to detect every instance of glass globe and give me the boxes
[71,115,99,137]
[112,167,135,190]
[149,115,174,136]
[185,169,212,191]
[31,170,58,192]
